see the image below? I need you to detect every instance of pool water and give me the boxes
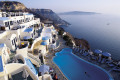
[53,48,113,80]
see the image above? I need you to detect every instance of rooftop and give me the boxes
[0,17,9,21]
[41,41,48,45]
[24,27,33,32]
[26,13,33,16]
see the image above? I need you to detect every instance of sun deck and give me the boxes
[53,48,113,80]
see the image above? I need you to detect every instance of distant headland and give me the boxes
[58,11,100,15]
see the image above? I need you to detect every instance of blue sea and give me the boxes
[59,14,120,60]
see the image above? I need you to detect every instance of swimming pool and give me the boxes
[53,48,113,80]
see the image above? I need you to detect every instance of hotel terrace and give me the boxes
[0,11,58,80]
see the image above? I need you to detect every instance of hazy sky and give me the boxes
[7,0,120,15]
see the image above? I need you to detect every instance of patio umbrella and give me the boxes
[94,49,102,54]
[102,52,111,57]
[39,64,50,75]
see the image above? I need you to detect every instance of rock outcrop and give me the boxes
[0,1,27,11]
[30,9,70,26]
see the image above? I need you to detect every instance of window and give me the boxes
[10,21,13,25]
[19,35,20,39]
[17,20,19,23]
[5,22,8,27]
[49,39,50,42]
[12,40,14,45]
[32,34,33,38]
[15,37,17,42]
[19,20,21,23]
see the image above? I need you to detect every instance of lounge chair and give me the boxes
[106,60,113,64]
[113,66,120,72]
[91,56,97,60]
[77,48,80,53]
[101,58,106,63]
[82,52,89,56]
[108,63,115,67]
[98,56,102,63]
[79,49,82,54]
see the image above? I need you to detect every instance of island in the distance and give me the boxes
[58,11,100,15]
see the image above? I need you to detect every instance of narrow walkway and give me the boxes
[45,36,68,80]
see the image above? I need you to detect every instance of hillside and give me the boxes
[0,1,27,11]
[30,9,70,26]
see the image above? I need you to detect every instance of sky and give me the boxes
[5,0,120,15]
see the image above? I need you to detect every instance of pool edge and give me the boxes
[53,48,114,80]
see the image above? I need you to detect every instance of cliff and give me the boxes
[30,9,70,25]
[0,1,27,11]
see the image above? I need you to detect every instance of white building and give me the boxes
[0,12,41,51]
[0,43,52,80]
[0,12,56,80]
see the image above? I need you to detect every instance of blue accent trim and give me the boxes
[25,58,38,75]
[0,56,3,72]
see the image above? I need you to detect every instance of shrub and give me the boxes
[66,39,73,47]
[28,38,33,45]
[63,35,70,41]
[58,30,64,35]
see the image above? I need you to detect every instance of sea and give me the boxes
[59,14,120,60]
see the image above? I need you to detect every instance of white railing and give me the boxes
[30,36,42,50]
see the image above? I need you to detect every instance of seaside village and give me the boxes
[0,11,120,80]
[0,11,59,80]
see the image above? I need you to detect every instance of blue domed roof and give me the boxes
[24,28,33,32]
[42,36,50,40]
[41,41,48,45]
[94,49,102,54]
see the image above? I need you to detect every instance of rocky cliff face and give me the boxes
[0,1,26,11]
[30,9,70,26]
